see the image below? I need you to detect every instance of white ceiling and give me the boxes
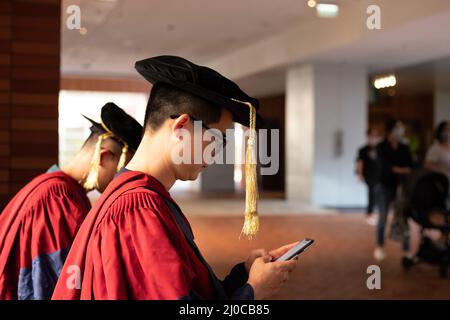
[61,0,450,96]
[62,0,313,75]
[62,0,361,77]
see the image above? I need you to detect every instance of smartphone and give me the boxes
[273,238,315,262]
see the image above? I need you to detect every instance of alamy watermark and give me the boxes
[66,265,81,290]
[367,5,381,30]
[171,120,280,176]
[366,265,381,290]
[65,4,87,35]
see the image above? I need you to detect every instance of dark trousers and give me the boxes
[375,183,410,252]
[366,182,377,215]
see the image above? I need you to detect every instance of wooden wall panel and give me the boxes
[0,0,60,208]
[61,77,151,93]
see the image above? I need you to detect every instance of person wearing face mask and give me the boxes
[373,120,414,262]
[356,128,381,225]
[425,121,450,193]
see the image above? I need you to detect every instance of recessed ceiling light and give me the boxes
[307,0,317,8]
[79,27,88,35]
[316,3,339,18]
[373,75,397,89]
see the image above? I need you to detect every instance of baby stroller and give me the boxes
[404,169,450,278]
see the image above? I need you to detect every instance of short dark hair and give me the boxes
[435,121,448,143]
[144,83,221,131]
[385,119,398,135]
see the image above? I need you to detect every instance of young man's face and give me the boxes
[367,129,380,146]
[173,108,234,181]
[390,121,405,142]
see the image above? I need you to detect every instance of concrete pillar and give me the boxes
[286,65,315,203]
[286,63,367,207]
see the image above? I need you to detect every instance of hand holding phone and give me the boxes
[248,239,314,299]
[273,238,314,262]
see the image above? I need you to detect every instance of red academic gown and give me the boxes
[52,170,253,300]
[0,170,91,300]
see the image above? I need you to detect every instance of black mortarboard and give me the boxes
[135,55,261,239]
[82,102,143,152]
[134,55,264,129]
[82,102,143,191]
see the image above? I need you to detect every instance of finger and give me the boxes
[272,242,298,255]
[276,260,298,272]
[288,256,299,272]
[253,257,265,265]
[271,260,291,270]
[254,249,269,258]
[277,270,289,283]
[269,241,300,259]
[285,260,298,272]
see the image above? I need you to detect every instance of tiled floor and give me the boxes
[190,213,450,300]
[175,197,335,216]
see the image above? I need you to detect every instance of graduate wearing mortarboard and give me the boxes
[52,56,298,300]
[0,103,142,300]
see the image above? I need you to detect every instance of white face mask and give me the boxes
[393,126,405,141]
[368,137,380,146]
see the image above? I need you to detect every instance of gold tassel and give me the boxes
[232,99,259,239]
[116,143,128,172]
[83,132,111,191]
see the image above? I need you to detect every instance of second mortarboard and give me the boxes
[82,102,143,191]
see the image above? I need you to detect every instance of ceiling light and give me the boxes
[373,75,397,89]
[79,27,88,35]
[307,0,317,8]
[316,3,339,18]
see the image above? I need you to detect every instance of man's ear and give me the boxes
[98,148,112,166]
[171,114,191,143]
[171,114,190,132]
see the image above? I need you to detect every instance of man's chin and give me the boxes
[190,171,201,180]
[176,165,205,181]
[178,171,200,181]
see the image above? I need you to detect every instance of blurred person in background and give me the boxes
[424,121,450,248]
[356,128,381,226]
[373,120,414,262]
[425,121,450,195]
